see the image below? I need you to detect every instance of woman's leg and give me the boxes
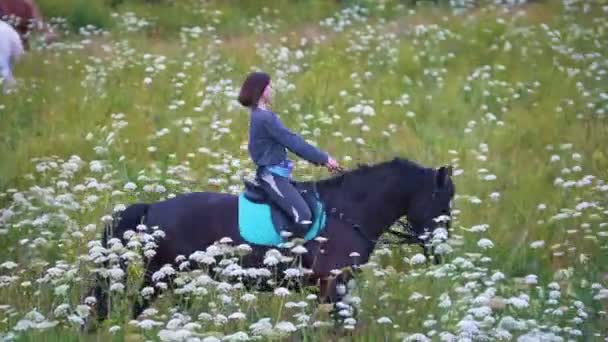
[258,171,312,229]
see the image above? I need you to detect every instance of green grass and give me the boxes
[1,0,607,340]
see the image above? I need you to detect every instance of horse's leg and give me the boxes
[319,277,335,303]
[423,245,441,265]
[319,274,355,325]
[319,273,351,302]
[132,262,161,319]
[84,272,109,326]
[80,276,106,333]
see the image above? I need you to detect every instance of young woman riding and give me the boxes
[238,71,341,234]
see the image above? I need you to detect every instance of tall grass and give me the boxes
[1,0,607,340]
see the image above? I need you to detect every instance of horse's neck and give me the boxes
[316,169,423,241]
[353,190,410,239]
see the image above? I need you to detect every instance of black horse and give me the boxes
[91,157,455,320]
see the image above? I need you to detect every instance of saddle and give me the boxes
[242,178,320,239]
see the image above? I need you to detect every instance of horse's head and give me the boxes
[317,158,455,262]
[406,165,455,263]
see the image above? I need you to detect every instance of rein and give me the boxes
[323,167,425,248]
[327,206,423,247]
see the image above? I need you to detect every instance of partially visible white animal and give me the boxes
[0,20,24,92]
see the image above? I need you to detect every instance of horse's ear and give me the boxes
[436,165,452,188]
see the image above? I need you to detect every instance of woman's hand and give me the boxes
[326,157,343,173]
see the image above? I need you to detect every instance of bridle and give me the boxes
[327,208,426,247]
[324,168,450,250]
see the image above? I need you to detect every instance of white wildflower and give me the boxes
[477,238,494,249]
[377,316,392,324]
[274,287,290,297]
[291,245,307,254]
[275,321,297,334]
[530,240,545,249]
[410,253,427,265]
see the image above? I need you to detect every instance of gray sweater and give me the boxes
[248,107,328,168]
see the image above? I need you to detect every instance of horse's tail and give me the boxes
[93,203,149,322]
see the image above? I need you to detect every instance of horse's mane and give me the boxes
[316,157,432,193]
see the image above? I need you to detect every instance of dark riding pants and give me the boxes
[257,170,312,229]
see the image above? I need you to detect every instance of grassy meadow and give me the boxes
[1,0,607,340]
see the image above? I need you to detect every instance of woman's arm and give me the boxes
[264,113,329,166]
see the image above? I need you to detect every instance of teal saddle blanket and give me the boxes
[238,193,327,247]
